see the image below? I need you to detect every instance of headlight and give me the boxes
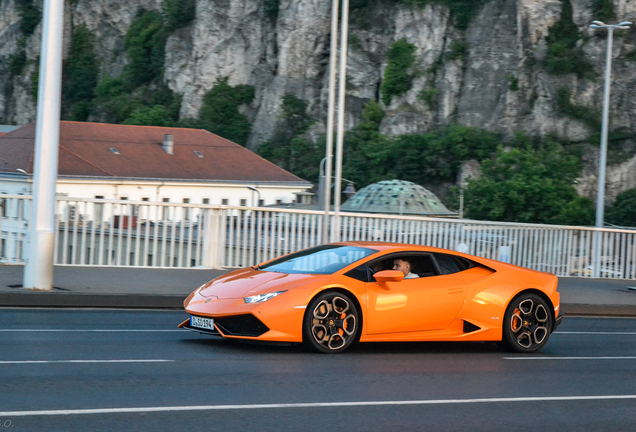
[244,291,286,304]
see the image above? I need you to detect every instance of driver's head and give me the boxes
[393,258,412,277]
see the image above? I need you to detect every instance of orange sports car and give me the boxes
[179,242,563,353]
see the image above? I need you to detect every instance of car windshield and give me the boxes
[259,245,378,275]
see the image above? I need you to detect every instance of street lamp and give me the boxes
[247,186,261,207]
[589,20,632,278]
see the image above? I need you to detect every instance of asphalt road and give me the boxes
[1,309,636,431]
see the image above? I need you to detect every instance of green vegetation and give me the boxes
[342,99,391,188]
[15,0,41,36]
[464,140,594,225]
[381,38,417,105]
[592,0,616,23]
[63,26,99,121]
[419,87,438,110]
[606,189,636,227]
[8,49,27,77]
[556,87,601,131]
[397,0,488,31]
[264,0,280,20]
[447,40,467,61]
[258,94,319,177]
[349,34,361,51]
[197,77,255,146]
[381,125,500,186]
[123,10,166,88]
[93,10,181,127]
[162,0,196,33]
[124,105,175,127]
[544,0,595,79]
[507,75,519,91]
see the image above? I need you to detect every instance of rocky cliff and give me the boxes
[2,0,636,202]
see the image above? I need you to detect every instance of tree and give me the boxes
[381,38,417,105]
[258,93,317,174]
[464,142,594,225]
[606,189,636,227]
[198,77,255,146]
[63,26,99,121]
[124,105,175,127]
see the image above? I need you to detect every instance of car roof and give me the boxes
[334,241,451,254]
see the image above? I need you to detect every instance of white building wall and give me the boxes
[0,176,312,224]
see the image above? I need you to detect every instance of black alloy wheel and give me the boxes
[303,291,359,354]
[502,293,553,353]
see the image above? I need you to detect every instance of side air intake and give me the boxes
[463,321,481,333]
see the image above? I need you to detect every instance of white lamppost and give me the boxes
[321,0,349,244]
[23,0,64,290]
[247,186,261,207]
[589,20,632,278]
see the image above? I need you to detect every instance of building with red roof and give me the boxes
[0,122,312,209]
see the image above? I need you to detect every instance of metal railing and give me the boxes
[1,195,635,279]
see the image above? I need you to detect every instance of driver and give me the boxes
[393,258,419,279]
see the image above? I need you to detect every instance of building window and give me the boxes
[202,198,210,205]
[221,199,229,206]
[183,198,190,220]
[276,199,282,205]
[68,205,77,223]
[240,199,247,207]
[162,198,170,220]
[94,195,104,227]
[258,199,265,207]
[0,193,6,218]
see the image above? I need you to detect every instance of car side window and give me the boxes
[344,264,370,282]
[433,253,479,274]
[434,253,461,275]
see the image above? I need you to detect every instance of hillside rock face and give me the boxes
[2,0,636,202]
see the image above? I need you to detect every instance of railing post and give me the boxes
[202,207,221,269]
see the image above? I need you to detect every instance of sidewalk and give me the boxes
[2,265,636,316]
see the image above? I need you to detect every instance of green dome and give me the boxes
[341,180,456,216]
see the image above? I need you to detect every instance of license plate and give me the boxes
[190,316,215,330]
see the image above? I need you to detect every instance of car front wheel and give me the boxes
[502,293,553,353]
[303,291,359,354]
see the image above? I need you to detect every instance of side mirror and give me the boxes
[373,270,404,289]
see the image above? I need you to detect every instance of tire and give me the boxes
[303,291,359,354]
[501,293,553,353]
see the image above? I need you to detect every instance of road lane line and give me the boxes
[555,331,636,335]
[504,356,636,360]
[0,360,174,364]
[0,329,181,332]
[3,395,636,417]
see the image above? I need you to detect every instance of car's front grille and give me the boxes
[215,314,270,337]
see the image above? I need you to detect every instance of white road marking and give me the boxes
[0,360,174,364]
[504,356,636,360]
[0,329,181,332]
[555,331,636,335]
[2,395,636,417]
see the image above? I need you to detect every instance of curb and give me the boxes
[2,293,636,317]
[561,303,636,317]
[0,293,185,309]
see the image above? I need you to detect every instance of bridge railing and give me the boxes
[1,195,635,279]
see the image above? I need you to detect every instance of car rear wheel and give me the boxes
[502,293,553,353]
[303,291,359,354]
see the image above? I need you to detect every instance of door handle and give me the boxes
[446,288,464,294]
